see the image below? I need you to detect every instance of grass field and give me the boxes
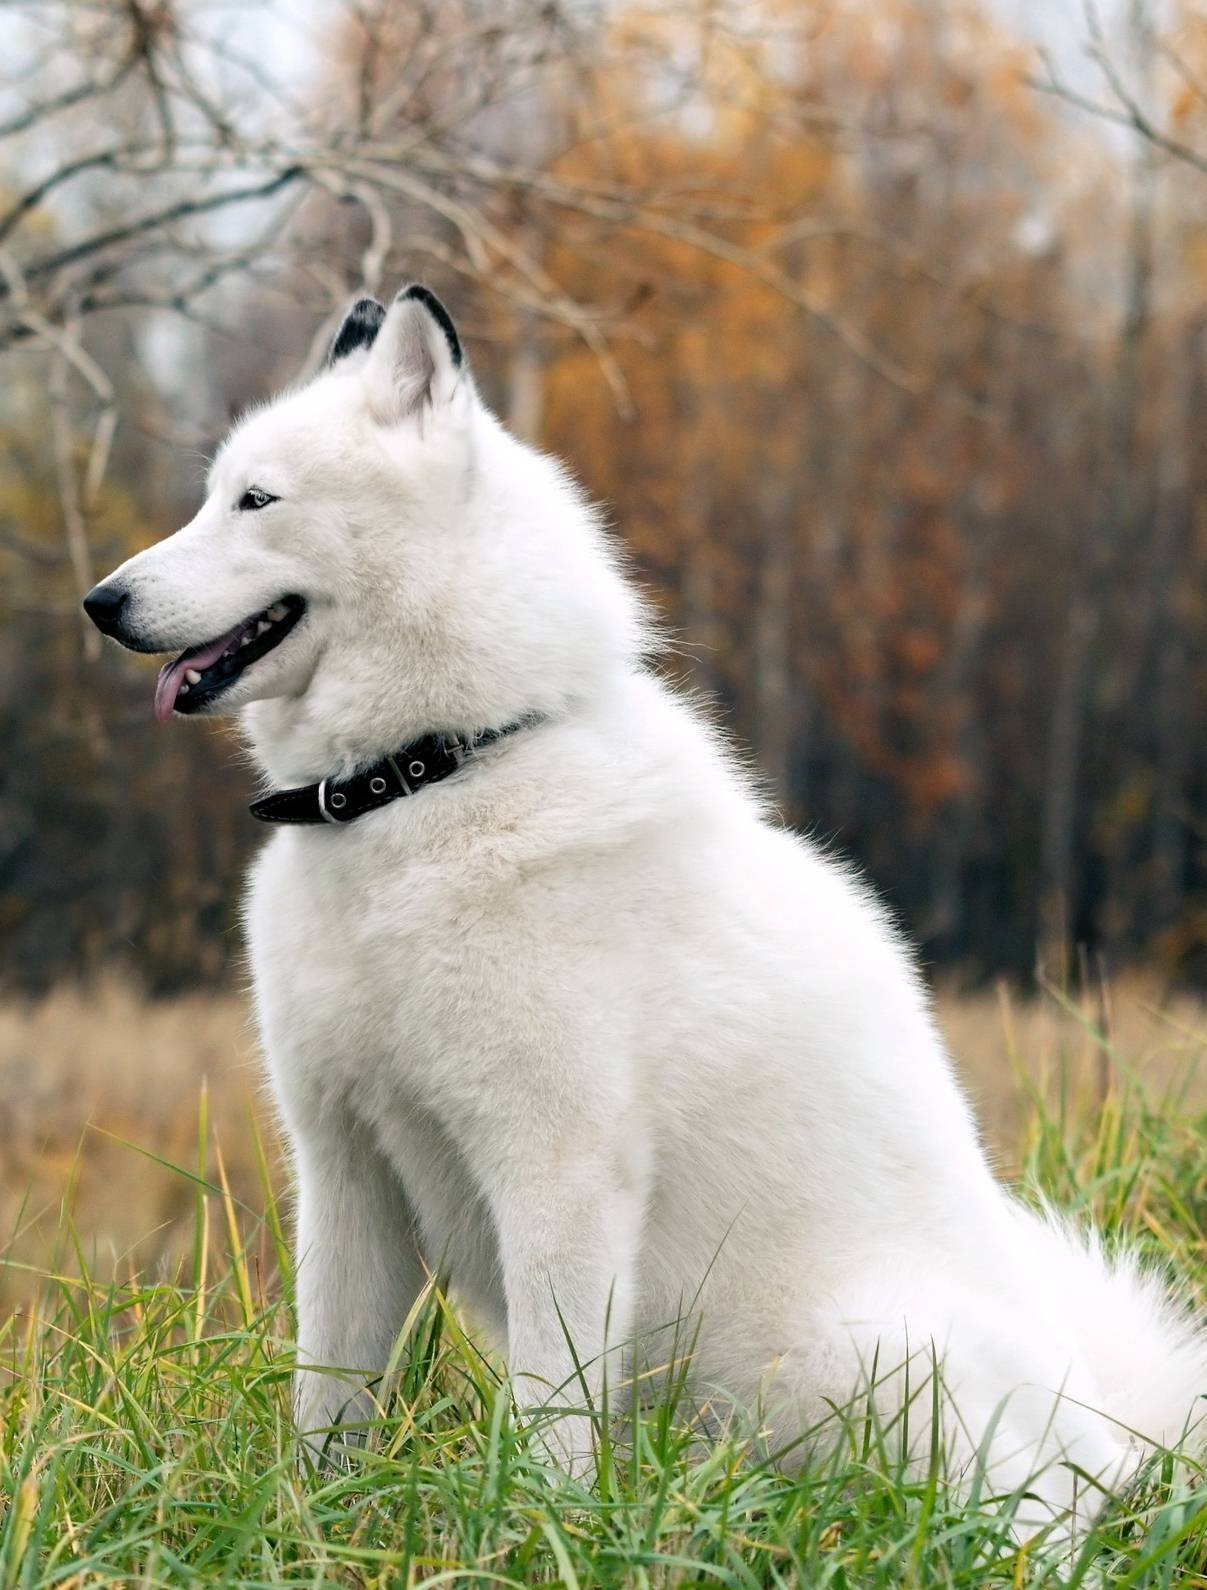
[1,978,1206,1585]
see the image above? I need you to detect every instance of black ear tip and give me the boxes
[327,296,387,365]
[399,284,463,367]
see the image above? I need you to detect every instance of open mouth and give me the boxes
[154,595,306,722]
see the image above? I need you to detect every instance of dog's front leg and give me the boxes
[289,1107,427,1458]
[483,1149,644,1479]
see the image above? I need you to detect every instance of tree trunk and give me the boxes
[507,310,545,445]
[754,485,793,802]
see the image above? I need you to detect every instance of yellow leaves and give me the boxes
[602,5,810,154]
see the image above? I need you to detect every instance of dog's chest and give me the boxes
[247,824,498,1104]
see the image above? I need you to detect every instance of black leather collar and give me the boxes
[249,719,536,826]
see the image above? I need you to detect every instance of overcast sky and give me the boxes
[996,0,1130,81]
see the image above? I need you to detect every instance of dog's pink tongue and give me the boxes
[154,620,250,723]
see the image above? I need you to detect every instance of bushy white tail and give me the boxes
[1027,1209,1207,1451]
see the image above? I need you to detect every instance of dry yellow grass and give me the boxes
[1,973,1204,1300]
[0,978,270,1297]
[937,974,1207,1166]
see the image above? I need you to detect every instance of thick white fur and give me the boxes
[98,290,1206,1528]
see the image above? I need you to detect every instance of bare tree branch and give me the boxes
[1028,0,1207,179]
[0,0,1016,621]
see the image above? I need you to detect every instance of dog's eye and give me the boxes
[238,487,277,512]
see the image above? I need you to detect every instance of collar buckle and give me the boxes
[317,776,353,824]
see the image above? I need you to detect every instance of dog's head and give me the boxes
[84,286,644,775]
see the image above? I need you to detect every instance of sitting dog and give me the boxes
[85,285,1206,1528]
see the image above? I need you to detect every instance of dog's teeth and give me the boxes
[185,668,201,685]
[179,683,190,695]
[257,619,271,635]
[239,634,252,648]
[267,603,287,621]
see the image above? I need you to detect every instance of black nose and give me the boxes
[82,582,129,637]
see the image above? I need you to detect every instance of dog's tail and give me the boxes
[1023,1207,1207,1451]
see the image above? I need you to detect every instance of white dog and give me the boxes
[85,286,1205,1528]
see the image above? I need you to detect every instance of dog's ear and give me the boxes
[363,285,464,423]
[327,296,386,366]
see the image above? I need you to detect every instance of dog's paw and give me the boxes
[295,1373,379,1473]
[519,1405,597,1485]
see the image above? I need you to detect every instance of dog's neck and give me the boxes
[242,599,647,795]
[242,699,435,790]
[243,695,517,790]
[240,657,613,791]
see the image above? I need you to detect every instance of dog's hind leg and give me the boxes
[760,1265,1131,1539]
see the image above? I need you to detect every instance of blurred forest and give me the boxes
[3,0,1207,994]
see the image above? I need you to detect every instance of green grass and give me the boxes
[2,1033,1207,1587]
